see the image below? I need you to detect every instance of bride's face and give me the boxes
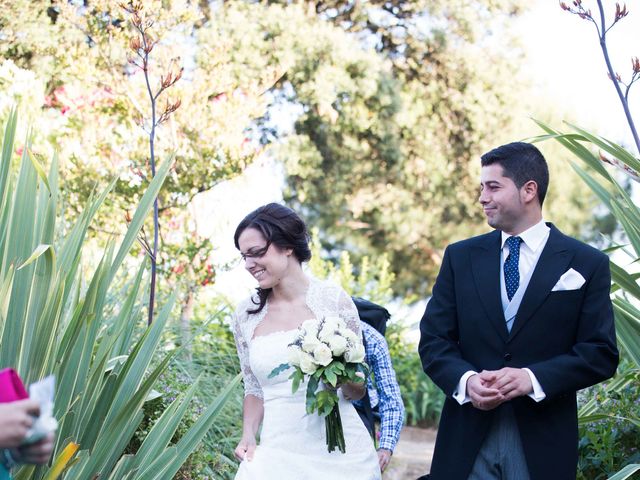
[237,227,293,289]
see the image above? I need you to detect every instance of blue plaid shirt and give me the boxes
[353,322,405,452]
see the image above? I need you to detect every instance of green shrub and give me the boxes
[385,322,444,427]
[577,366,640,480]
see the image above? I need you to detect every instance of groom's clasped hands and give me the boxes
[467,368,533,411]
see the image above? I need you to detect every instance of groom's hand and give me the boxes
[467,373,504,411]
[377,448,392,471]
[483,367,532,400]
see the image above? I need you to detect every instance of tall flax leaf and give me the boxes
[611,262,640,301]
[1,138,38,369]
[100,292,177,430]
[100,259,147,361]
[613,300,640,367]
[138,374,242,479]
[611,202,640,259]
[566,123,640,174]
[130,377,201,472]
[17,244,55,379]
[607,464,640,480]
[57,179,115,280]
[69,347,177,478]
[0,109,17,210]
[569,162,613,211]
[54,252,112,443]
[0,110,17,262]
[531,120,611,179]
[0,266,15,341]
[77,260,147,431]
[107,456,138,480]
[108,155,173,284]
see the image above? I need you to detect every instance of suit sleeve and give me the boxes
[419,246,478,397]
[528,254,619,400]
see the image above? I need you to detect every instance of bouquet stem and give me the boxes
[325,403,345,453]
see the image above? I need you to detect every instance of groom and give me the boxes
[418,142,618,480]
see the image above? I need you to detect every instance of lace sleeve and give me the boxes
[232,307,264,399]
[337,288,361,336]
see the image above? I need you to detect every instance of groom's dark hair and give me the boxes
[481,142,549,206]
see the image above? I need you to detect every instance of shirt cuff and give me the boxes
[378,437,395,452]
[523,368,546,402]
[453,371,477,405]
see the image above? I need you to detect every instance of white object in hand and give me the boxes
[23,375,58,444]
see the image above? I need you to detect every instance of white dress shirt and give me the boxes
[453,219,549,405]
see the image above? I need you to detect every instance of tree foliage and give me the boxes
[265,0,593,296]
[0,0,595,301]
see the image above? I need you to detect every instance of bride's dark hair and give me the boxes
[234,203,312,314]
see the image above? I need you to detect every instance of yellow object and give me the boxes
[43,442,80,480]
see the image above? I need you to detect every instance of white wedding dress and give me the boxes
[232,276,381,480]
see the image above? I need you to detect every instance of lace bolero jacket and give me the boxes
[232,275,361,399]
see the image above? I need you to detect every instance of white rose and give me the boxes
[323,316,342,328]
[344,343,365,363]
[287,345,303,367]
[301,332,322,354]
[312,343,334,367]
[342,329,359,345]
[319,325,336,342]
[335,317,347,330]
[318,317,338,339]
[301,318,320,335]
[326,333,348,356]
[299,352,318,374]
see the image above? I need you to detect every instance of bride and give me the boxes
[231,203,381,480]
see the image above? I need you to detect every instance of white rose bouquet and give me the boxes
[269,316,368,453]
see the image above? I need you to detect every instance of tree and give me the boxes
[0,0,276,333]
[264,0,592,296]
[0,0,595,304]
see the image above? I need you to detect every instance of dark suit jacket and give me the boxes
[418,224,618,480]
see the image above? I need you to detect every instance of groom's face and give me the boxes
[479,164,525,234]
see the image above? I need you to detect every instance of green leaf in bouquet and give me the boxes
[324,368,338,387]
[316,390,338,417]
[269,362,291,379]
[306,376,320,414]
[328,360,345,375]
[290,369,304,394]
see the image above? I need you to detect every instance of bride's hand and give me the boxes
[234,435,256,462]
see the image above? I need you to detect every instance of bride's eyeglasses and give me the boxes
[240,242,271,262]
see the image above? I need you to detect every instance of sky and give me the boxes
[517,1,640,147]
[201,0,640,307]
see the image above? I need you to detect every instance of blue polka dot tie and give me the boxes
[504,236,522,301]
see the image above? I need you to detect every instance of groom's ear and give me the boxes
[521,180,539,205]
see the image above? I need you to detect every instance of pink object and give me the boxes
[0,368,28,403]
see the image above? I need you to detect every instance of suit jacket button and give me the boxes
[504,353,512,361]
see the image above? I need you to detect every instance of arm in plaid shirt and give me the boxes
[359,322,405,452]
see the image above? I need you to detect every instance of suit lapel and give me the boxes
[508,224,575,342]
[471,231,509,342]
